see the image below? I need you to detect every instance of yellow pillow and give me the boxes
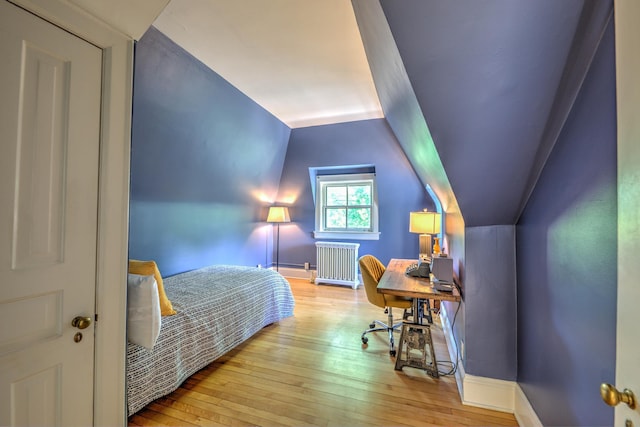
[128,260,176,316]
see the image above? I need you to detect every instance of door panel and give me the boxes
[13,42,69,270]
[0,2,102,425]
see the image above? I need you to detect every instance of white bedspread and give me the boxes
[126,265,295,415]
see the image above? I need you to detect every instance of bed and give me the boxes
[126,264,295,415]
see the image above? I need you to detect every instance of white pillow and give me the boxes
[127,273,161,349]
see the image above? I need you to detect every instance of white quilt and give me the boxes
[126,265,295,415]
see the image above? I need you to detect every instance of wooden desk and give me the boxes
[378,259,461,300]
[377,258,461,377]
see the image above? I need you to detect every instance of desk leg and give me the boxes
[412,298,433,325]
[424,299,433,324]
[394,322,439,378]
[413,298,422,325]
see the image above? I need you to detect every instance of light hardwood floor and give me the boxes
[129,277,518,426]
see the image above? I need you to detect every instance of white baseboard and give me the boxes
[514,384,544,427]
[439,304,542,426]
[273,266,314,280]
[278,267,364,289]
[462,374,515,413]
[439,303,465,398]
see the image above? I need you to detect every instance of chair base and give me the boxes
[361,307,408,356]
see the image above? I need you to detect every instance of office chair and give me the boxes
[359,255,413,356]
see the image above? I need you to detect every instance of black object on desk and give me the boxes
[405,262,430,277]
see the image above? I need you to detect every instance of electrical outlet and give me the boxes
[304,262,310,270]
[460,339,465,360]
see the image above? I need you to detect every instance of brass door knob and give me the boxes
[601,383,636,409]
[71,316,92,330]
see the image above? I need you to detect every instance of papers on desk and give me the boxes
[432,278,454,292]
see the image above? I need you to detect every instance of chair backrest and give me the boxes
[358,255,387,309]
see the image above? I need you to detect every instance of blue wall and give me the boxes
[129,27,430,277]
[465,226,517,380]
[129,27,291,277]
[516,20,617,427]
[276,119,435,268]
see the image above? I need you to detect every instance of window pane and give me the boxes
[347,208,371,229]
[348,185,371,206]
[326,208,346,228]
[326,186,347,206]
[315,173,378,237]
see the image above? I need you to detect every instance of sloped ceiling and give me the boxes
[152,0,383,128]
[68,0,613,227]
[379,0,613,225]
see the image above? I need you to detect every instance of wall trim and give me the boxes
[279,267,365,289]
[440,303,465,398]
[462,374,515,413]
[275,266,315,281]
[440,304,543,426]
[514,384,544,427]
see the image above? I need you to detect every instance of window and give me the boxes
[313,173,380,240]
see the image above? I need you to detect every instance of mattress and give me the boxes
[126,265,295,415]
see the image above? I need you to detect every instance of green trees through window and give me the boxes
[324,183,372,230]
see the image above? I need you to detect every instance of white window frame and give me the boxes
[313,173,380,240]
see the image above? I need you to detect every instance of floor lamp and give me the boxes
[267,206,290,271]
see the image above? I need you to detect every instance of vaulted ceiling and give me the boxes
[66,0,613,227]
[377,0,613,225]
[152,0,383,128]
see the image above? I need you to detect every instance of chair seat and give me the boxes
[385,295,412,309]
[359,254,414,356]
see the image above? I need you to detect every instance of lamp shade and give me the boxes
[266,206,291,223]
[409,210,441,234]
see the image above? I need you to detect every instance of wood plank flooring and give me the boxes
[129,277,518,426]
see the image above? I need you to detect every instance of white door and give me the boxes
[0,2,102,426]
[615,1,640,426]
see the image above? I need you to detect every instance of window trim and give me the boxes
[313,173,380,240]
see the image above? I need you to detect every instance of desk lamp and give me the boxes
[409,210,441,263]
[267,206,290,271]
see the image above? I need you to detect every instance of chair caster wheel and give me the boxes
[390,350,396,357]
[369,323,375,328]
[362,337,368,344]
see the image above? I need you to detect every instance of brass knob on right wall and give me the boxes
[601,383,636,409]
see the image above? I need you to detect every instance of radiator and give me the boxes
[314,242,360,289]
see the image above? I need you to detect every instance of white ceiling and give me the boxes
[152,0,384,128]
[68,0,170,40]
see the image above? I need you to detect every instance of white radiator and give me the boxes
[314,242,360,289]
